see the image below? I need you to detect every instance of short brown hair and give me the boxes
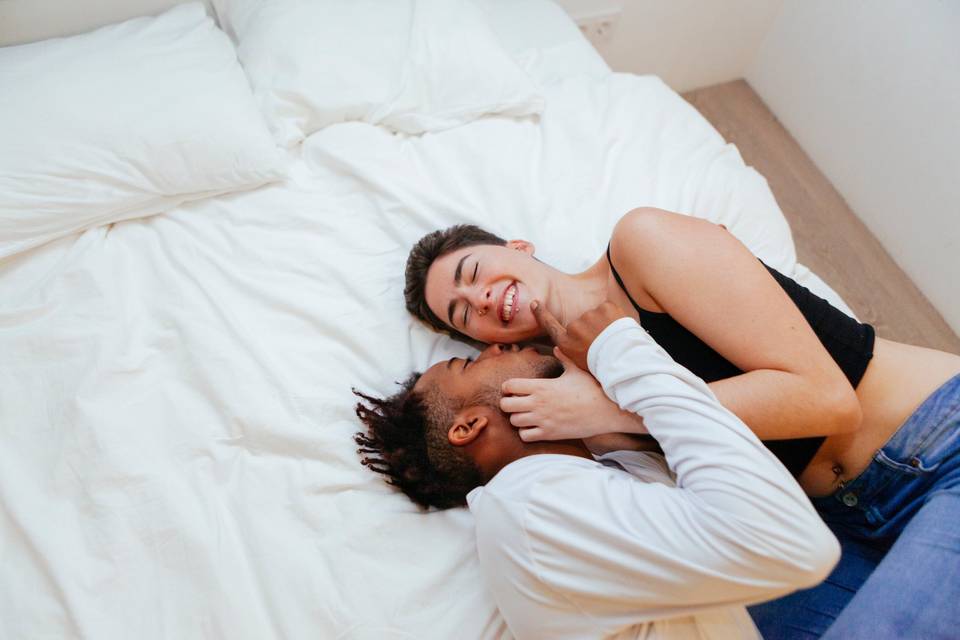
[404,224,506,342]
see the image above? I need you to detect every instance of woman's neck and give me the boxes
[546,255,611,326]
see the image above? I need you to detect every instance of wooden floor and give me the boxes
[683,80,960,353]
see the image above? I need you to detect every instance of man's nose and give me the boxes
[476,343,520,361]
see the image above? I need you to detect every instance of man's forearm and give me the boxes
[588,318,838,583]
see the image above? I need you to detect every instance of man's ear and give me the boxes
[448,406,491,447]
[505,239,535,256]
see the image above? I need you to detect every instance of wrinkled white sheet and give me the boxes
[0,50,852,640]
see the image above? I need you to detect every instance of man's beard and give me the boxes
[524,343,564,379]
[470,355,564,411]
[536,356,565,380]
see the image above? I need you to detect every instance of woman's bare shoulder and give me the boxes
[610,208,721,272]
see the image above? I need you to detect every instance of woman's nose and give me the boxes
[471,286,493,316]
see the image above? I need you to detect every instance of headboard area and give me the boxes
[0,0,214,47]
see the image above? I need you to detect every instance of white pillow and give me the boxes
[0,2,285,260]
[212,0,545,145]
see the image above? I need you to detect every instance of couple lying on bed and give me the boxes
[355,208,960,640]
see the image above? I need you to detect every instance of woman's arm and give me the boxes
[610,207,862,440]
[474,317,839,639]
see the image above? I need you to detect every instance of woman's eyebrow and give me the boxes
[447,254,473,326]
[453,253,471,286]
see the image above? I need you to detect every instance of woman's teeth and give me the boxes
[500,284,518,322]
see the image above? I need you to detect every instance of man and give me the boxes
[355,302,839,639]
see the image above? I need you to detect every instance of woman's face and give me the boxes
[424,241,546,344]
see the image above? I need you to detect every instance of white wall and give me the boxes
[747,1,960,334]
[564,0,783,92]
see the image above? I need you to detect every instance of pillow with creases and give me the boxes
[212,0,545,145]
[0,2,286,260]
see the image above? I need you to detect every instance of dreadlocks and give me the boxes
[354,373,484,510]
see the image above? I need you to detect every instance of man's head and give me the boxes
[355,343,567,509]
[405,225,551,346]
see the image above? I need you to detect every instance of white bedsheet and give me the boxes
[0,15,851,640]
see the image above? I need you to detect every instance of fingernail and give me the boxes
[531,300,539,311]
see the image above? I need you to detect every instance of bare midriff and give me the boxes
[798,338,960,497]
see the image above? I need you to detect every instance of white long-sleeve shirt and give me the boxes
[466,318,839,640]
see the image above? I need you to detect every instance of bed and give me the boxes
[0,1,853,638]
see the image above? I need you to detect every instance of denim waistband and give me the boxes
[814,372,960,512]
[871,372,960,471]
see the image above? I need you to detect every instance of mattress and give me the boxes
[0,2,851,639]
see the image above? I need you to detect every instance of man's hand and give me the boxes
[500,347,647,442]
[498,301,643,443]
[531,300,628,371]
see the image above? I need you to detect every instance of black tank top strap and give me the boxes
[606,244,643,312]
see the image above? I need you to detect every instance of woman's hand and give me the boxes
[500,347,646,442]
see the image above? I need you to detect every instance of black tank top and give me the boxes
[606,246,875,476]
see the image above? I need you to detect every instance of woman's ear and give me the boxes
[448,408,490,447]
[506,239,535,256]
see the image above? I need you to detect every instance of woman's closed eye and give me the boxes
[461,262,479,327]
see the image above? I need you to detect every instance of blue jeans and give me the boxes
[749,373,960,640]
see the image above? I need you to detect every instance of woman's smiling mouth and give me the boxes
[499,282,519,323]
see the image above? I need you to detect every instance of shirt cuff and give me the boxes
[587,316,648,376]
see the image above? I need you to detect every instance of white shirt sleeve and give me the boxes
[471,318,839,639]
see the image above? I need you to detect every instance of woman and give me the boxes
[404,208,960,639]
